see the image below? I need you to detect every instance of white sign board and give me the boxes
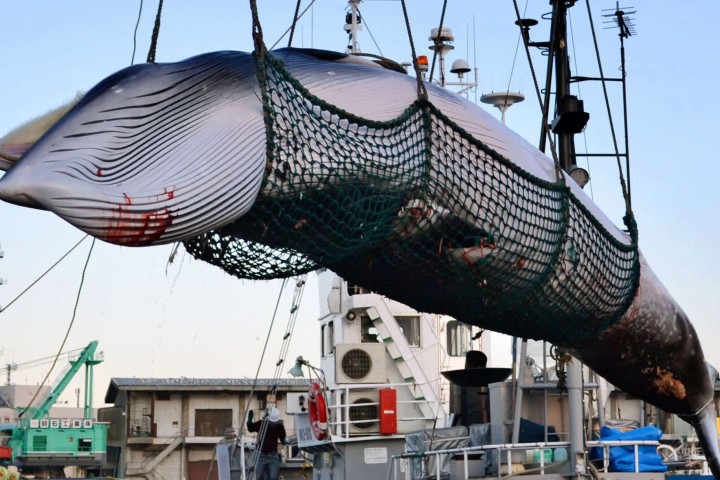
[364,447,387,464]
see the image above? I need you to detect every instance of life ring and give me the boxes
[308,381,328,440]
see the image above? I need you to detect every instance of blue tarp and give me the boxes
[599,425,667,473]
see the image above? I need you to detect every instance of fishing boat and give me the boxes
[239,2,719,479]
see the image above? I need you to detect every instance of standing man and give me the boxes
[246,407,286,480]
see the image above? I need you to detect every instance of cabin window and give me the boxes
[321,324,326,357]
[78,438,93,452]
[322,321,335,357]
[447,321,472,357]
[347,283,370,295]
[396,316,421,347]
[360,315,381,343]
[195,409,232,437]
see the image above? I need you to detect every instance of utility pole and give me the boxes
[0,242,5,312]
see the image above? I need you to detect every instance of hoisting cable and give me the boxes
[242,278,289,425]
[356,8,385,58]
[131,0,145,65]
[249,0,277,176]
[247,275,309,480]
[0,235,89,315]
[584,0,636,239]
[566,11,596,200]
[270,0,317,50]
[427,0,449,85]
[18,238,96,417]
[288,0,303,47]
[146,0,164,63]
[239,277,287,480]
[503,1,528,112]
[399,0,428,100]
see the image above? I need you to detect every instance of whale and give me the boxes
[0,48,718,475]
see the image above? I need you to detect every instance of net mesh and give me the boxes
[183,53,639,344]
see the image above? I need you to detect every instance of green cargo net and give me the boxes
[184,53,640,345]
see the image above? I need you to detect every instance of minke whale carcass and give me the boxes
[1,48,718,474]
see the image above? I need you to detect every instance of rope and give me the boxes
[249,0,268,59]
[567,11,596,200]
[146,0,164,63]
[427,0,448,84]
[357,8,384,58]
[399,0,428,100]
[131,0,144,65]
[242,278,288,480]
[243,278,288,423]
[0,235,89,315]
[584,0,636,238]
[249,0,276,186]
[503,1,527,101]
[18,238,96,417]
[288,0,303,47]
[246,275,308,480]
[270,0,317,50]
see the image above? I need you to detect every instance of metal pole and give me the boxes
[619,22,631,207]
[553,0,573,172]
[567,358,584,477]
[538,4,560,153]
[511,339,528,443]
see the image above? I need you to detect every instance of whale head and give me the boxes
[0,51,267,245]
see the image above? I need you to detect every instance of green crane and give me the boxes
[25,340,102,420]
[3,340,107,475]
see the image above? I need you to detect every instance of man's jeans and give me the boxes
[255,452,280,480]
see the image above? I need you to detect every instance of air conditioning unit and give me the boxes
[335,343,386,384]
[347,390,379,435]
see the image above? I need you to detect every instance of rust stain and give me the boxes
[653,367,687,400]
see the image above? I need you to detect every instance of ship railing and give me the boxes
[327,383,441,439]
[586,439,662,474]
[387,439,661,479]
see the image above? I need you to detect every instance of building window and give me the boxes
[195,409,232,437]
[447,321,471,357]
[396,316,421,347]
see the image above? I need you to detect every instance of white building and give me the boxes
[100,377,310,480]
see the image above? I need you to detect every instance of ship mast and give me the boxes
[514,1,637,475]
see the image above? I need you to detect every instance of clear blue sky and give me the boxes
[1,1,719,407]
